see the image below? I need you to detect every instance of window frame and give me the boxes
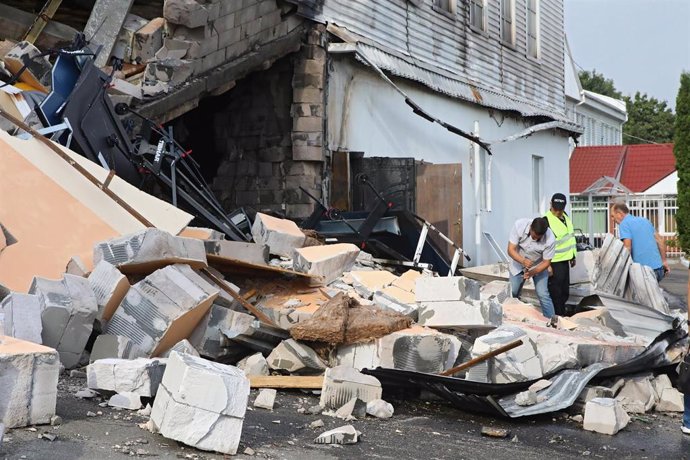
[500,0,516,48]
[532,155,544,213]
[526,0,541,59]
[469,0,488,34]
[432,0,457,17]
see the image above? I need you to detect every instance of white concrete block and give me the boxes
[335,342,380,370]
[350,270,397,298]
[0,336,60,428]
[253,389,276,410]
[66,255,89,276]
[378,326,459,374]
[583,398,630,435]
[108,391,142,410]
[320,366,382,409]
[654,387,685,412]
[88,261,130,322]
[616,376,657,414]
[189,304,252,359]
[366,399,394,419]
[87,358,167,397]
[373,286,418,317]
[314,425,359,444]
[415,276,481,302]
[237,353,269,376]
[251,213,305,258]
[204,240,269,266]
[479,280,511,304]
[267,339,327,374]
[164,0,209,28]
[163,339,200,357]
[90,334,146,362]
[0,293,43,344]
[469,325,543,383]
[293,243,360,285]
[417,299,502,329]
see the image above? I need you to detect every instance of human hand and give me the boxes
[663,261,670,275]
[523,271,533,280]
[522,258,533,270]
[570,258,577,268]
[547,266,553,277]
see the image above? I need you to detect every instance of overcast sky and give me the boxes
[564,0,690,110]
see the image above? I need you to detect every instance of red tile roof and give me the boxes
[570,144,676,194]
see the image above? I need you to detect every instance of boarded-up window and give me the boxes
[501,0,515,46]
[470,0,486,31]
[527,0,540,58]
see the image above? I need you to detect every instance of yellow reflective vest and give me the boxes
[545,211,577,262]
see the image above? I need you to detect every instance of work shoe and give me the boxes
[682,425,690,435]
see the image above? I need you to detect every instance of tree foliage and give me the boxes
[674,73,690,253]
[578,70,622,99]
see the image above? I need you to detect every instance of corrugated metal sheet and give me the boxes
[289,0,567,120]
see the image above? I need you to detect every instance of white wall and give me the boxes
[327,59,572,266]
[644,171,677,195]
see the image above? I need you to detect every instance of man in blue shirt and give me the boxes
[611,202,669,281]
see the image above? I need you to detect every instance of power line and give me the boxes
[622,132,659,144]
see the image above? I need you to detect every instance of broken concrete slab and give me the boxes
[132,17,164,64]
[0,292,43,344]
[366,399,394,419]
[145,58,195,86]
[93,228,207,274]
[83,0,135,68]
[378,326,460,374]
[373,286,418,317]
[469,325,542,383]
[267,339,327,374]
[88,261,130,322]
[151,351,250,455]
[314,425,359,445]
[320,366,382,410]
[293,243,360,285]
[253,389,277,410]
[87,357,167,398]
[480,280,512,304]
[655,387,685,412]
[251,213,306,258]
[417,298,502,330]
[583,398,630,435]
[163,339,200,357]
[415,276,481,303]
[108,391,142,410]
[90,334,146,362]
[616,375,657,413]
[237,353,269,377]
[350,270,397,299]
[0,336,60,428]
[105,264,218,357]
[164,0,209,28]
[65,255,90,277]
[204,239,269,266]
[29,274,99,369]
[391,270,422,293]
[189,304,253,359]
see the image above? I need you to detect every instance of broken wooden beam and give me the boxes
[249,375,324,389]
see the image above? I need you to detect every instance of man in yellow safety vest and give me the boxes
[544,193,577,316]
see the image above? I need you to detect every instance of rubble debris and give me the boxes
[0,336,59,428]
[309,419,325,429]
[251,213,306,258]
[189,303,252,360]
[468,325,542,383]
[132,17,165,64]
[253,389,277,410]
[237,353,269,377]
[248,375,323,389]
[480,280,512,304]
[366,399,394,419]
[372,285,417,317]
[583,398,630,435]
[293,243,360,285]
[204,239,269,266]
[391,269,422,293]
[50,415,62,426]
[3,41,51,91]
[164,0,210,28]
[29,274,99,369]
[105,264,219,357]
[151,351,250,455]
[87,358,167,398]
[163,339,200,357]
[88,261,130,322]
[333,397,366,420]
[66,256,90,277]
[314,425,359,445]
[0,292,43,344]
[94,229,207,274]
[515,390,538,406]
[418,298,502,330]
[267,339,327,374]
[615,375,656,413]
[654,387,685,412]
[320,366,383,410]
[440,338,523,377]
[350,270,397,298]
[108,392,143,410]
[90,334,145,361]
[481,427,510,438]
[416,276,481,303]
[378,326,460,374]
[75,389,99,399]
[83,0,135,67]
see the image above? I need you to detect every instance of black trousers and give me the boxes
[548,260,571,316]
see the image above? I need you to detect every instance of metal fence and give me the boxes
[570,194,681,256]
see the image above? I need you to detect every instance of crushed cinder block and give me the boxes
[335,342,380,370]
[366,399,394,419]
[66,255,90,277]
[469,325,542,383]
[94,229,207,274]
[106,264,218,357]
[378,326,460,374]
[204,240,269,266]
[251,213,306,258]
[0,336,60,428]
[415,276,481,302]
[145,58,195,86]
[164,0,209,28]
[253,389,277,410]
[88,261,130,322]
[0,292,43,344]
[373,286,418,317]
[583,398,630,435]
[29,274,99,369]
[132,17,164,64]
[391,270,422,293]
[108,391,142,410]
[87,358,167,398]
[293,243,360,285]
[654,387,685,412]
[480,280,511,304]
[163,339,200,357]
[189,304,253,359]
[350,270,397,299]
[314,425,359,445]
[320,366,382,410]
[615,375,656,413]
[90,334,146,362]
[151,351,250,455]
[267,339,327,374]
[417,298,502,330]
[237,353,269,376]
[113,14,148,62]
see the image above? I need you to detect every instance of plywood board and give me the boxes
[249,375,324,389]
[415,163,462,262]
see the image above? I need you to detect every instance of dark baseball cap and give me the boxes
[551,193,567,210]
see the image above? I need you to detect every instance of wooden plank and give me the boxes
[249,375,324,389]
[23,0,64,44]
[415,163,462,263]
[331,150,350,210]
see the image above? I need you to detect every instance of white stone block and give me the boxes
[163,339,200,357]
[583,398,630,435]
[90,334,146,362]
[87,358,167,397]
[237,353,269,376]
[253,389,276,410]
[0,336,59,428]
[335,342,380,370]
[267,339,327,374]
[373,286,418,317]
[293,243,360,285]
[109,391,142,410]
[204,240,269,266]
[164,0,209,28]
[469,325,543,383]
[350,270,397,298]
[0,293,43,344]
[479,280,511,304]
[417,299,502,329]
[654,387,685,412]
[151,352,249,455]
[314,425,359,444]
[366,399,394,419]
[415,276,480,302]
[88,261,130,322]
[320,366,382,409]
[189,304,252,359]
[378,326,459,374]
[616,375,657,413]
[251,213,305,258]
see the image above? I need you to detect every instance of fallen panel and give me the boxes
[589,293,679,341]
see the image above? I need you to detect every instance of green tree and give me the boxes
[578,69,622,99]
[622,92,675,144]
[674,72,690,253]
